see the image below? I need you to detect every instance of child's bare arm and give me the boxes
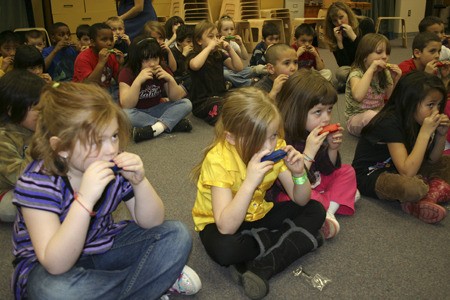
[115,152,165,228]
[212,150,273,234]
[22,160,116,275]
[189,41,216,71]
[223,40,243,72]
[156,66,186,100]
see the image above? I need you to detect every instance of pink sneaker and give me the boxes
[321,211,340,239]
[401,201,447,224]
[169,265,202,295]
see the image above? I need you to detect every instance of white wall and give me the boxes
[395,0,426,34]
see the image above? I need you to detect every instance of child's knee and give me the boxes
[375,172,428,202]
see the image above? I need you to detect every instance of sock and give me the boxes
[328,201,340,215]
[152,122,165,137]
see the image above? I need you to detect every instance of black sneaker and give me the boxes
[133,125,155,143]
[172,118,193,133]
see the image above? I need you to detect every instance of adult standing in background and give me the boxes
[323,1,375,91]
[117,0,157,40]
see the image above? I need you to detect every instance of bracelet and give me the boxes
[292,172,308,185]
[303,153,315,163]
[74,192,96,217]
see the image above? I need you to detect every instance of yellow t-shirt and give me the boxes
[192,139,288,232]
[0,57,13,78]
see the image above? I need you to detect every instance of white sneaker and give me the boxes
[355,189,361,203]
[169,265,202,295]
[321,211,340,239]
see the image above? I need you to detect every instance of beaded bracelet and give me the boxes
[303,153,315,163]
[74,192,96,217]
[292,172,308,185]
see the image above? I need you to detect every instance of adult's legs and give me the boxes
[27,221,192,300]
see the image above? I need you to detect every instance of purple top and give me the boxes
[12,160,134,299]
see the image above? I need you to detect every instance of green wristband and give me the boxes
[292,172,308,185]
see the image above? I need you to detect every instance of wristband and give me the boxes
[303,153,315,163]
[74,192,96,217]
[292,172,308,185]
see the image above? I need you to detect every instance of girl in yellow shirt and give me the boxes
[192,87,326,299]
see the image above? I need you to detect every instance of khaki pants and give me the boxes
[0,190,16,222]
[374,156,450,202]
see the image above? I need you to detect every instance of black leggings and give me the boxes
[199,200,325,266]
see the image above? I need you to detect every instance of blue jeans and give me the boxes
[223,66,253,87]
[27,221,192,300]
[123,98,192,130]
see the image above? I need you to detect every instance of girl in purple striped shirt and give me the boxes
[12,82,201,299]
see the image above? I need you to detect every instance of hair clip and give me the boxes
[52,82,60,88]
[137,37,155,45]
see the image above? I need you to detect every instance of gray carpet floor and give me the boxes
[1,37,449,299]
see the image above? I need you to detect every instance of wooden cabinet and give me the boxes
[50,0,117,33]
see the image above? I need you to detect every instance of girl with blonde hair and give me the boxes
[192,86,325,299]
[11,82,201,299]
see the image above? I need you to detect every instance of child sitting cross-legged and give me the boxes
[119,36,193,143]
[11,81,201,299]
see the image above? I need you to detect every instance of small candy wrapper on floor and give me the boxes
[293,266,331,291]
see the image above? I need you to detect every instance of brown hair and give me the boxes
[193,20,216,52]
[265,43,295,65]
[192,87,283,180]
[142,20,166,39]
[276,69,337,144]
[352,33,391,89]
[31,82,131,176]
[324,1,359,51]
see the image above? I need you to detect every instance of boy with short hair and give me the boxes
[43,22,78,81]
[170,24,194,90]
[73,22,124,100]
[292,24,332,82]
[250,22,280,66]
[254,43,298,99]
[0,30,20,78]
[418,16,450,60]
[105,16,131,55]
[76,24,91,52]
[398,32,446,76]
[24,30,46,53]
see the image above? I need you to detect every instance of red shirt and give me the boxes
[291,43,320,69]
[73,48,119,87]
[398,58,417,75]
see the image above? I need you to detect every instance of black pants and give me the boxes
[192,96,224,125]
[199,200,325,266]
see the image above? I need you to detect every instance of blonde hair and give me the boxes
[324,1,359,51]
[192,87,283,180]
[105,16,124,26]
[217,15,235,34]
[31,82,131,176]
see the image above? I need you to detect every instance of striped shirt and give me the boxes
[12,160,134,299]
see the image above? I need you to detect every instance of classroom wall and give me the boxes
[395,0,426,34]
